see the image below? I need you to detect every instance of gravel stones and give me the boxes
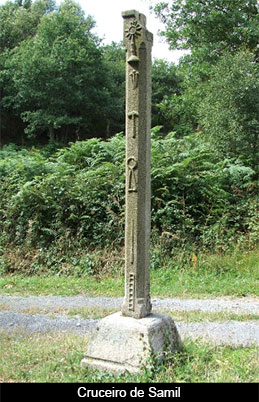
[0,296,258,347]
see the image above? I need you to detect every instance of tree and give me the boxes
[101,42,125,138]
[150,0,259,149]
[151,59,182,129]
[199,50,259,167]
[0,0,56,52]
[0,0,57,145]
[152,0,259,60]
[4,0,110,142]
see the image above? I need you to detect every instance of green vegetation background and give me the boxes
[0,133,258,297]
[0,0,258,291]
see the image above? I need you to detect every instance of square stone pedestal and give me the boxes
[81,312,181,374]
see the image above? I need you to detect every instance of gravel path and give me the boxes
[0,296,258,347]
[0,295,258,314]
[0,311,97,335]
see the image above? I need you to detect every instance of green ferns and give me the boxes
[0,132,258,259]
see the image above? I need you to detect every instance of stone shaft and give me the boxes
[122,10,153,318]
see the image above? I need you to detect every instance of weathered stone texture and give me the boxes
[81,11,181,374]
[81,312,181,373]
[122,9,153,319]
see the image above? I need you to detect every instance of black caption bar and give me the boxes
[1,383,258,402]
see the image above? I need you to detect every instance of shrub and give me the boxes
[0,135,125,248]
[0,130,257,274]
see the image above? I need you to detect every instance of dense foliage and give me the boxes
[0,0,258,275]
[199,51,259,165]
[153,0,259,58]
[0,0,127,144]
[0,0,182,145]
[152,0,259,163]
[0,132,258,273]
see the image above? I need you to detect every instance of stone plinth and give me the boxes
[81,312,181,374]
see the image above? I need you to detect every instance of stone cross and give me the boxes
[121,10,153,319]
[81,12,181,373]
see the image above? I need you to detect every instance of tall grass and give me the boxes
[1,247,258,297]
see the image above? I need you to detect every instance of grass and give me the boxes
[0,331,258,383]
[151,247,259,298]
[68,308,259,323]
[158,310,259,323]
[0,247,258,298]
[0,268,257,298]
[0,303,257,323]
[0,247,258,383]
[0,274,124,297]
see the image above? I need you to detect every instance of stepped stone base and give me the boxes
[81,312,181,373]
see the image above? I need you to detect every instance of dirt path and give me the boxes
[0,295,258,347]
[0,295,258,314]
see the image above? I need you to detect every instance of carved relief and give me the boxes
[121,11,153,319]
[130,69,139,89]
[130,219,135,264]
[125,19,142,64]
[125,19,142,42]
[127,157,138,192]
[128,111,139,138]
[128,273,135,311]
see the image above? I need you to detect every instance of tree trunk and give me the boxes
[21,132,25,146]
[105,119,110,140]
[49,126,55,142]
[63,126,69,144]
